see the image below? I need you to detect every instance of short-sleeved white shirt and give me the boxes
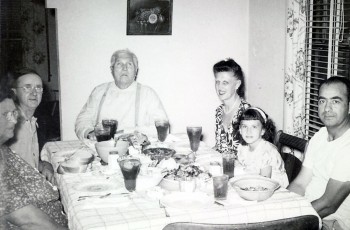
[303,127,350,229]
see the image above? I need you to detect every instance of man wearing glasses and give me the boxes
[8,68,54,183]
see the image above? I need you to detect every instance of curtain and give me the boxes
[284,0,307,138]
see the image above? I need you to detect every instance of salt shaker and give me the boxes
[108,151,119,171]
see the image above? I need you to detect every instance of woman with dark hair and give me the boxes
[0,72,67,229]
[213,58,250,153]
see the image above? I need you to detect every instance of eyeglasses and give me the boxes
[16,84,43,93]
[2,110,19,121]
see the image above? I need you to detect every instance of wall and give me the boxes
[247,0,287,130]
[47,0,287,145]
[46,0,250,146]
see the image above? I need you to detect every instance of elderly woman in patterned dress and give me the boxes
[0,73,67,229]
[213,58,250,154]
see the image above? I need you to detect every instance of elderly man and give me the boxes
[8,68,54,183]
[75,49,168,140]
[288,77,350,230]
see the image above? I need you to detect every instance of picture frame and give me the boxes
[127,0,173,35]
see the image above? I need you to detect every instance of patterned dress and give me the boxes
[0,146,67,229]
[215,99,250,153]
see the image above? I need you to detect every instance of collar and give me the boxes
[112,81,137,93]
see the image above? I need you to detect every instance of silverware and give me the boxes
[77,192,129,201]
[159,200,170,217]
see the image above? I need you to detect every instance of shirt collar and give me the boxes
[112,81,137,92]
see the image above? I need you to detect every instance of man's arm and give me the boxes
[2,204,67,230]
[312,179,350,218]
[75,86,103,140]
[287,166,313,196]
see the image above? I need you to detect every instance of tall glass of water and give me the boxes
[186,126,202,154]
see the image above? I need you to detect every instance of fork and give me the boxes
[159,200,170,217]
[77,193,116,201]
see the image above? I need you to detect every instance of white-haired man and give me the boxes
[75,49,168,140]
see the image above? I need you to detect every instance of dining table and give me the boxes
[40,133,321,230]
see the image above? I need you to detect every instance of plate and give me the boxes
[142,147,176,161]
[160,192,213,210]
[72,181,119,193]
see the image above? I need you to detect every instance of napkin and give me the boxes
[214,191,258,206]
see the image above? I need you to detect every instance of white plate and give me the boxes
[161,191,213,210]
[72,181,119,193]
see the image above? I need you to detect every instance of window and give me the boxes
[305,0,350,139]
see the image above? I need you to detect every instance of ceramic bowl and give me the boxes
[137,167,164,191]
[59,162,88,173]
[230,175,280,201]
[95,140,129,163]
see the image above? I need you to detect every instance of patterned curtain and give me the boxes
[21,0,48,76]
[283,0,307,138]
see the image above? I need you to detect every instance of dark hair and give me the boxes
[0,72,15,103]
[213,58,246,98]
[236,107,276,144]
[11,67,40,88]
[318,77,350,102]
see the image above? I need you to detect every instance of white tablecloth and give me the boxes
[41,137,321,230]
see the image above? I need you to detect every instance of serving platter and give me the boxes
[142,147,176,161]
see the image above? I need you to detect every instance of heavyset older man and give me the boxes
[288,77,350,230]
[75,49,168,140]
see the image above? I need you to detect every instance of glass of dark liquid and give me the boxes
[102,119,118,140]
[94,124,111,142]
[118,158,141,192]
[186,126,202,154]
[222,152,235,178]
[155,120,170,142]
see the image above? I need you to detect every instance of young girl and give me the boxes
[236,107,289,188]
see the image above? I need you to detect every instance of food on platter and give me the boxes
[142,147,176,161]
[164,164,211,181]
[116,131,150,147]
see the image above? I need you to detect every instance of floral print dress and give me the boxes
[215,99,250,153]
[0,146,67,229]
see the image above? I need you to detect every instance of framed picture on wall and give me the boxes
[127,0,173,35]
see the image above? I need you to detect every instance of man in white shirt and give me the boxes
[288,77,350,230]
[75,49,168,140]
[8,68,54,183]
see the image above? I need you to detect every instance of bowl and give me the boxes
[137,167,164,191]
[59,162,88,173]
[159,178,180,191]
[72,148,94,164]
[95,140,129,163]
[230,175,280,201]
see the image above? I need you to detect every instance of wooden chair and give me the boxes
[274,130,309,183]
[163,215,319,230]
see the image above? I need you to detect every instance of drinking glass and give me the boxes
[94,124,111,142]
[213,175,229,200]
[118,158,141,192]
[102,119,118,140]
[155,120,169,142]
[186,126,202,154]
[222,152,235,179]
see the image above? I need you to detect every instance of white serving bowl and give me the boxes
[137,167,164,191]
[230,175,280,201]
[159,178,180,191]
[59,161,88,174]
[95,140,129,163]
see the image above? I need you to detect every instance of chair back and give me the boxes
[163,215,319,230]
[274,130,309,182]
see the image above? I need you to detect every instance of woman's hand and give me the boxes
[39,161,55,184]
